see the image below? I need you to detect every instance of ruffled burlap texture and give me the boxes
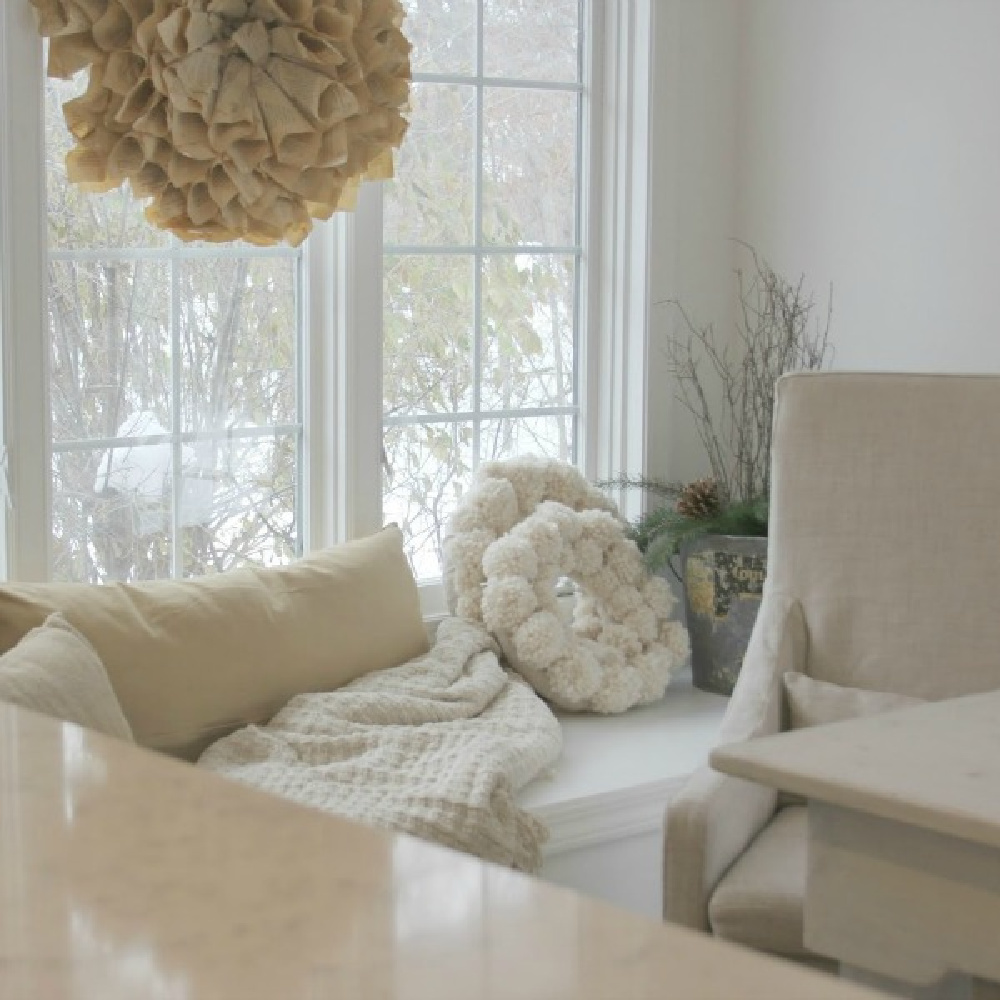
[30,0,410,246]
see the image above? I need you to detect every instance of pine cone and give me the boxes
[675,477,721,520]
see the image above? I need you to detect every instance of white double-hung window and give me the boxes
[380,0,585,582]
[45,72,306,583]
[0,0,653,594]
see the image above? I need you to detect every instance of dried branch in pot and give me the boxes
[664,243,833,506]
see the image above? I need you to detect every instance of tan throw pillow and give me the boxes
[0,613,134,741]
[0,527,428,759]
[779,672,926,806]
[783,671,925,730]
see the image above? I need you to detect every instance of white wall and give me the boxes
[646,0,741,487]
[647,0,1000,484]
[736,0,1000,371]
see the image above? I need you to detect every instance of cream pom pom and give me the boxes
[573,614,603,641]
[633,650,672,703]
[442,528,495,614]
[590,665,643,714]
[546,648,602,704]
[532,575,562,614]
[455,590,483,622]
[608,586,641,618]
[520,517,563,568]
[448,506,482,535]
[577,509,625,548]
[482,576,538,632]
[506,458,548,514]
[660,619,692,662]
[572,537,604,577]
[483,535,539,581]
[514,610,568,669]
[451,560,487,594]
[543,463,587,509]
[606,538,644,586]
[643,575,677,619]
[444,528,494,572]
[471,477,518,534]
[442,456,690,713]
[599,621,643,658]
[536,500,583,544]
[623,606,658,643]
[573,593,600,619]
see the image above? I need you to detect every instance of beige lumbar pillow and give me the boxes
[780,671,926,806]
[0,613,133,741]
[0,527,429,759]
[783,671,925,730]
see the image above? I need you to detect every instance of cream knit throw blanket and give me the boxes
[198,617,562,872]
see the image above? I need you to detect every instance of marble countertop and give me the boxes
[711,690,1000,850]
[0,703,888,1000]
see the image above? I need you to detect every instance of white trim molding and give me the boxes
[0,5,50,580]
[590,0,655,521]
[535,774,687,856]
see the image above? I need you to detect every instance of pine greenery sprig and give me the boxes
[632,495,768,575]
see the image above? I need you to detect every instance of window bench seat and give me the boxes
[518,673,728,918]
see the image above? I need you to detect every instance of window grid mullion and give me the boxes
[52,423,305,454]
[385,405,578,428]
[572,0,587,465]
[471,0,484,474]
[384,244,580,257]
[169,252,183,579]
[48,246,299,263]
[294,246,305,557]
[413,71,583,94]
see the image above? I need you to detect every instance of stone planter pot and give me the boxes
[681,534,767,696]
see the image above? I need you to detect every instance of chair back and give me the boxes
[767,372,1000,699]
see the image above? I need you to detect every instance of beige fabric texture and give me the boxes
[664,591,804,930]
[0,613,133,741]
[664,372,1000,957]
[0,527,428,759]
[779,672,926,807]
[708,806,813,958]
[199,617,562,873]
[708,806,835,972]
[783,671,925,730]
[768,372,1000,700]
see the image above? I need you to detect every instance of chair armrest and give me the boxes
[664,766,778,929]
[662,591,807,929]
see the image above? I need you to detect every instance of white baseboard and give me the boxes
[534,775,687,855]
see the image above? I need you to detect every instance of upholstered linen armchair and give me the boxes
[663,372,1000,965]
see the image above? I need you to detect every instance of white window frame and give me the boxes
[350,0,657,616]
[0,0,656,594]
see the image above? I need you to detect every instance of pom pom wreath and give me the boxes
[442,456,690,713]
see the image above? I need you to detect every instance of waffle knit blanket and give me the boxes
[198,617,562,872]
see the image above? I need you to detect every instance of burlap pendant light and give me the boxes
[30,0,411,246]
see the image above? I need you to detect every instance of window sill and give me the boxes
[518,672,729,856]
